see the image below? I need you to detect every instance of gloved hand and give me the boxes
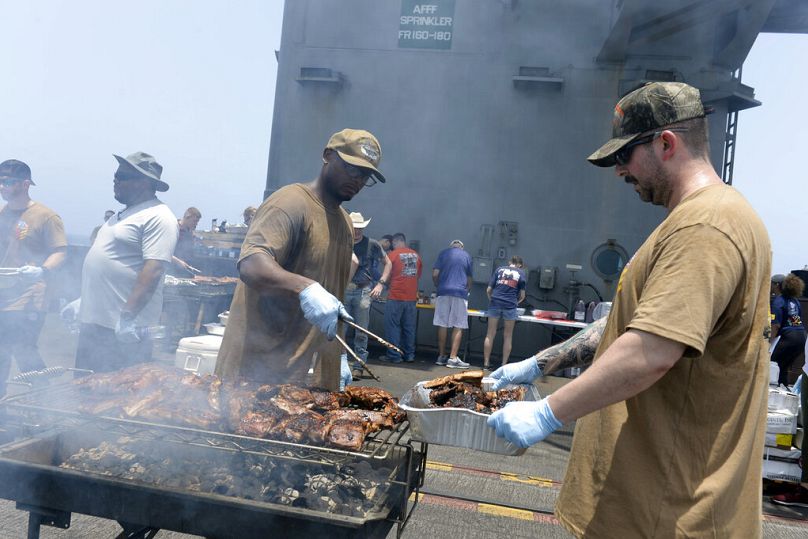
[299,282,353,340]
[60,298,81,323]
[487,398,562,448]
[115,313,140,344]
[339,353,352,391]
[489,356,542,390]
[18,265,44,282]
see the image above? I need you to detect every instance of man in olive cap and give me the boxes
[76,152,178,373]
[216,129,387,391]
[0,159,67,397]
[487,82,772,537]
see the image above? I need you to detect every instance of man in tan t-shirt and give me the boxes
[488,82,771,537]
[215,129,387,391]
[0,159,67,397]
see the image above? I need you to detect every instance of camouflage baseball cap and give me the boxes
[326,129,386,183]
[588,82,706,167]
[0,159,35,185]
[113,151,169,192]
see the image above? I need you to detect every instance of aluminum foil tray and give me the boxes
[398,381,540,456]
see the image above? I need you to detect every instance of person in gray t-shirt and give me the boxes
[76,152,178,374]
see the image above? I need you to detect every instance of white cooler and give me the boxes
[175,334,223,374]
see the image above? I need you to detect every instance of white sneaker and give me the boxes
[446,357,470,369]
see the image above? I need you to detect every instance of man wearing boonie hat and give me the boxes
[343,211,391,376]
[431,239,472,369]
[487,82,772,537]
[76,152,179,374]
[216,129,387,391]
[0,159,67,398]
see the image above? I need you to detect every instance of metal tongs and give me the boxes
[9,366,92,387]
[341,318,404,356]
[335,334,380,382]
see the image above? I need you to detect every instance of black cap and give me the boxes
[0,159,35,185]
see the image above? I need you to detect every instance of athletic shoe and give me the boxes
[380,355,403,364]
[435,355,448,366]
[351,367,364,379]
[446,357,470,369]
[771,489,808,508]
[404,356,415,363]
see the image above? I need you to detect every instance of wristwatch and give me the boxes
[378,279,387,286]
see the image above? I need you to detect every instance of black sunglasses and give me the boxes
[0,178,25,187]
[614,127,689,166]
[338,155,377,187]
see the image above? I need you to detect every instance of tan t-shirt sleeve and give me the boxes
[43,214,68,250]
[627,224,743,356]
[239,204,299,266]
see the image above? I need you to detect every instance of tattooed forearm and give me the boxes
[536,317,607,375]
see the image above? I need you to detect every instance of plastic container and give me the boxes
[175,334,223,374]
[398,381,541,456]
[769,362,780,387]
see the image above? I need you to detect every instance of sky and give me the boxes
[0,2,804,273]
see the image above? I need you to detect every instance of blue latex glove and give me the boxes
[18,265,44,282]
[115,313,140,344]
[487,398,562,448]
[339,353,352,391]
[299,282,353,340]
[489,356,542,391]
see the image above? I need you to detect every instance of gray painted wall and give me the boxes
[266,0,769,358]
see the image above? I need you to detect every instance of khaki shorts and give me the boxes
[433,296,468,329]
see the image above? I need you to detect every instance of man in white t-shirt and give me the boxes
[76,152,178,373]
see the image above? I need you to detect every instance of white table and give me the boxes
[415,304,587,360]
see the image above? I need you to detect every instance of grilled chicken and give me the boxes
[72,364,404,450]
[423,370,484,389]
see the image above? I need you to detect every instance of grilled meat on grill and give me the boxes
[72,364,404,451]
[345,386,397,410]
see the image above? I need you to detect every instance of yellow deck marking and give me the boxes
[426,461,454,472]
[478,503,535,521]
[427,460,557,487]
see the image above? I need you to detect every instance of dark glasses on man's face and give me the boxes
[339,156,377,187]
[614,127,689,166]
[0,178,25,187]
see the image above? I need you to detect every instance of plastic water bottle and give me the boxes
[769,362,780,387]
[585,301,597,323]
[573,300,586,322]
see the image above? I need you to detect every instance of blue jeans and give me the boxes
[343,284,371,362]
[384,300,416,361]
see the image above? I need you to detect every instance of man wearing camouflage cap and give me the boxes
[487,82,772,537]
[77,152,178,373]
[215,129,387,391]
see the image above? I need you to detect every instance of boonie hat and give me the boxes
[771,274,786,284]
[326,129,387,183]
[349,211,371,229]
[0,159,35,185]
[113,151,169,192]
[588,82,707,167]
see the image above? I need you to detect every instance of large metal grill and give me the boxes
[0,383,427,539]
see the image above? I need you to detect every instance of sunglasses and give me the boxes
[339,156,377,187]
[0,178,25,187]
[614,127,689,166]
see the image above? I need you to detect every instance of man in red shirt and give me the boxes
[382,233,422,363]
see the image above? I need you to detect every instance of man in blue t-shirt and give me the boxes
[432,239,473,368]
[483,256,526,370]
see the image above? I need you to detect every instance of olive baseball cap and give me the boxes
[113,151,169,192]
[326,129,386,183]
[0,159,35,185]
[588,82,706,167]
